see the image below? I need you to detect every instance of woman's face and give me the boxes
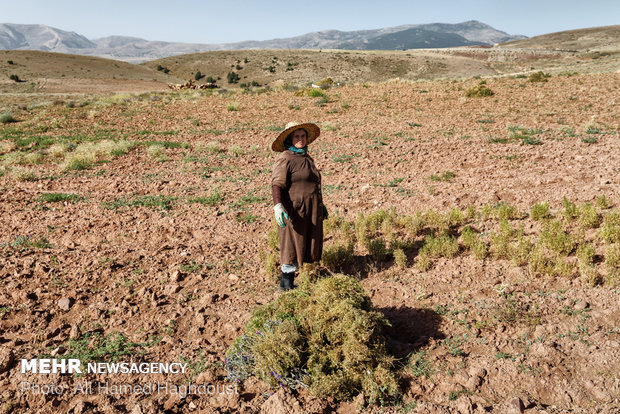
[291,129,307,148]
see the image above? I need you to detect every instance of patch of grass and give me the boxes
[10,167,37,182]
[38,193,83,203]
[58,332,158,363]
[408,350,434,379]
[141,140,189,149]
[226,102,241,111]
[236,213,259,223]
[507,125,543,145]
[146,144,166,159]
[4,235,52,251]
[188,189,222,206]
[332,154,357,163]
[61,140,135,171]
[429,171,454,182]
[228,145,245,156]
[179,260,203,274]
[105,195,176,211]
[528,244,574,278]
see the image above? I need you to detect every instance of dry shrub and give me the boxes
[322,242,354,272]
[605,244,620,285]
[461,226,487,260]
[9,167,37,182]
[465,81,494,97]
[540,219,575,255]
[562,197,578,220]
[0,140,16,155]
[61,140,134,171]
[393,248,407,268]
[146,144,166,159]
[528,244,574,278]
[509,232,532,267]
[576,243,600,285]
[224,274,399,404]
[578,202,600,229]
[600,211,620,244]
[47,143,69,158]
[530,202,550,220]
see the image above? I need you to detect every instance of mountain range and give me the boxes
[0,21,525,63]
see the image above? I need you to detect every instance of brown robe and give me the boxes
[271,150,324,267]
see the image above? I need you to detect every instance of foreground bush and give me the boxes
[224,274,399,404]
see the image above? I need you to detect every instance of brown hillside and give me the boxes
[500,25,620,52]
[142,49,498,87]
[0,50,181,93]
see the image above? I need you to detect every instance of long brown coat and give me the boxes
[271,150,324,267]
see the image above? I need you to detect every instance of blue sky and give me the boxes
[3,0,619,43]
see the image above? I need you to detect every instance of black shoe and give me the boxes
[279,271,295,291]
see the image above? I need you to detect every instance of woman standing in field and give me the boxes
[271,122,327,291]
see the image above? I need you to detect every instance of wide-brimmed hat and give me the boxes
[271,122,320,152]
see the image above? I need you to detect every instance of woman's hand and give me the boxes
[274,203,290,227]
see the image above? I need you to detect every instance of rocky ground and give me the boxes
[0,71,619,413]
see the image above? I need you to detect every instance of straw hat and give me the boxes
[271,122,320,152]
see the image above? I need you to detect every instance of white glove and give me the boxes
[274,203,290,227]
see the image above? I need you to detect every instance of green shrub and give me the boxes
[322,242,355,272]
[224,275,399,403]
[461,226,487,260]
[540,219,574,255]
[530,202,550,220]
[465,81,494,98]
[393,248,407,268]
[226,102,240,111]
[577,203,600,228]
[227,71,240,84]
[420,234,459,259]
[9,74,20,82]
[600,211,620,244]
[605,244,620,284]
[562,197,578,220]
[366,238,390,262]
[39,193,83,203]
[509,232,532,267]
[0,113,17,124]
[528,71,551,82]
[307,88,325,98]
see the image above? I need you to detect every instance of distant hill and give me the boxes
[0,21,525,63]
[0,50,176,81]
[499,24,620,52]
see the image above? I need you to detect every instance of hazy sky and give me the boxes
[3,0,619,43]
